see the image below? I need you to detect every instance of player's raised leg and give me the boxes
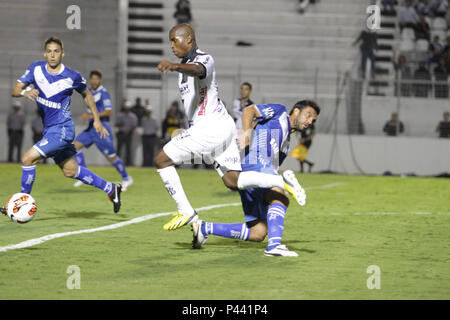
[59,157,122,213]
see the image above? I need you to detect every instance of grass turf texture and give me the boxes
[0,163,448,299]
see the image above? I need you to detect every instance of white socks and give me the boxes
[157,166,195,216]
[237,171,285,190]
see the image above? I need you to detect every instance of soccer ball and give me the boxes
[6,193,38,224]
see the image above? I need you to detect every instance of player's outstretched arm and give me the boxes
[11,82,39,101]
[157,60,205,78]
[80,88,109,139]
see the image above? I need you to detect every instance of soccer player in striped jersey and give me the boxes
[156,24,305,231]
[192,100,320,256]
[5,37,122,214]
[73,70,133,191]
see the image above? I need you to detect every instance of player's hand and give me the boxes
[157,60,174,73]
[93,120,109,139]
[24,89,39,102]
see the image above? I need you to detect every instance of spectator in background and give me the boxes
[353,27,378,79]
[434,56,449,98]
[445,50,450,72]
[414,61,432,96]
[115,100,138,166]
[398,0,419,32]
[382,0,397,14]
[383,112,405,136]
[430,0,448,17]
[392,50,413,96]
[141,104,160,167]
[174,0,192,24]
[7,101,26,163]
[436,111,450,137]
[442,36,450,57]
[415,0,432,16]
[297,0,310,14]
[428,35,443,67]
[233,82,254,130]
[31,110,46,164]
[415,15,431,40]
[161,102,183,144]
[131,97,146,127]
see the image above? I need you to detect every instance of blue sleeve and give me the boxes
[255,104,286,122]
[17,62,36,85]
[102,90,112,110]
[73,72,87,94]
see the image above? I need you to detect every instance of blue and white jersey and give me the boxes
[87,85,112,123]
[242,103,291,174]
[17,61,87,128]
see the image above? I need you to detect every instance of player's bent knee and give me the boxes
[62,168,77,178]
[248,221,267,242]
[249,231,267,242]
[21,150,40,166]
[222,172,238,190]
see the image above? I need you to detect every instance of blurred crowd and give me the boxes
[390,0,450,98]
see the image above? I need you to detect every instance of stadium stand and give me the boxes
[0,0,119,117]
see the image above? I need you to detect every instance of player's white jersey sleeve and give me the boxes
[193,54,214,79]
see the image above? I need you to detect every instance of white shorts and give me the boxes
[163,115,242,176]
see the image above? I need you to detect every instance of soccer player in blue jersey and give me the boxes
[73,70,133,191]
[192,100,320,256]
[6,37,122,213]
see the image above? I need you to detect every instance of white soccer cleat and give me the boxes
[73,180,83,188]
[282,170,306,206]
[122,176,133,192]
[264,244,299,257]
[191,219,208,249]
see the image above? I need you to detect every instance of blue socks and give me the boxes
[201,203,287,251]
[73,165,112,195]
[20,162,112,195]
[113,158,129,180]
[266,203,287,251]
[75,150,128,181]
[21,165,36,194]
[202,222,250,241]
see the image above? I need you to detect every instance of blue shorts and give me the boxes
[75,121,116,157]
[239,187,270,223]
[33,121,77,164]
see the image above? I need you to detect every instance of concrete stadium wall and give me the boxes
[281,133,450,176]
[361,96,450,137]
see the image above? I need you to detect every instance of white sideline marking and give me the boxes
[306,182,347,190]
[0,203,241,253]
[0,182,345,253]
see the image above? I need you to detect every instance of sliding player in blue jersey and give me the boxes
[192,100,320,256]
[4,37,122,214]
[73,70,133,191]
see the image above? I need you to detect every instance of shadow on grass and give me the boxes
[174,239,318,254]
[49,188,95,194]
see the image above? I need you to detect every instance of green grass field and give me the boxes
[0,163,448,299]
